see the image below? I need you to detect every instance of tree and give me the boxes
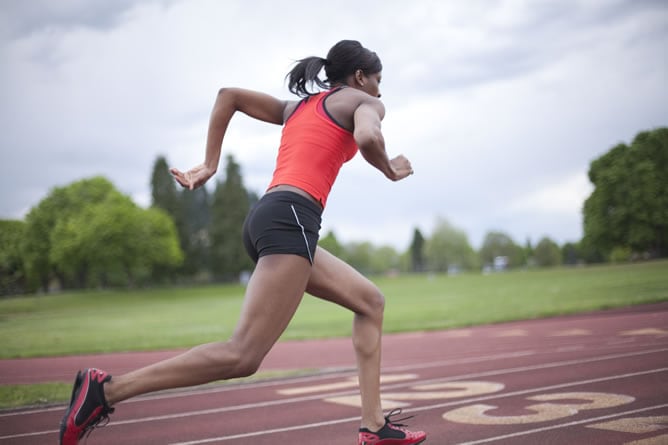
[561,242,581,265]
[479,231,525,268]
[0,220,28,295]
[370,245,400,274]
[22,177,120,291]
[49,187,183,288]
[151,155,192,277]
[23,176,183,290]
[151,156,180,216]
[318,230,344,257]
[128,206,183,284]
[583,127,668,259]
[209,155,254,280]
[578,237,606,264]
[151,155,216,279]
[524,238,535,267]
[409,228,426,272]
[533,237,561,267]
[178,186,211,277]
[343,241,375,274]
[424,218,477,272]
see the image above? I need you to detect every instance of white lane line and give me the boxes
[165,368,668,445]
[0,350,536,417]
[375,347,668,397]
[1,348,666,441]
[5,368,665,443]
[454,404,668,445]
[171,416,361,444]
[2,339,661,419]
[408,368,668,414]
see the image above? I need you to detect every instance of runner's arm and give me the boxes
[353,100,413,181]
[172,88,292,190]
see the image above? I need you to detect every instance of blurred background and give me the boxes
[1,0,666,293]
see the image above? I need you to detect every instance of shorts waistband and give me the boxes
[266,185,323,209]
[260,190,323,216]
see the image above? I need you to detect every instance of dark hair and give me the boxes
[286,40,383,97]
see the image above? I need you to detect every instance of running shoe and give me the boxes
[358,409,427,444]
[59,368,114,445]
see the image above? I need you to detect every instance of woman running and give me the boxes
[59,39,426,445]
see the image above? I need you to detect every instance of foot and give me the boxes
[358,409,427,444]
[59,368,114,445]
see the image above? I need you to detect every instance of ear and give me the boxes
[355,69,365,86]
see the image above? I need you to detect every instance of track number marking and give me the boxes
[443,392,635,425]
[588,415,668,433]
[325,380,504,409]
[588,415,668,444]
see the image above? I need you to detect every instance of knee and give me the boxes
[361,285,385,319]
[234,357,262,378]
[227,342,263,378]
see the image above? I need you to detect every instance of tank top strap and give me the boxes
[316,86,350,131]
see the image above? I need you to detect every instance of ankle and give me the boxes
[360,417,386,433]
[103,380,117,406]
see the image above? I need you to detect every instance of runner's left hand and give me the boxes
[170,164,216,190]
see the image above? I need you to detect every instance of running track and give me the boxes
[1,303,667,444]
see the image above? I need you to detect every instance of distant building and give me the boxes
[493,256,509,271]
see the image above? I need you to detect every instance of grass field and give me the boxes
[1,260,667,409]
[2,260,667,359]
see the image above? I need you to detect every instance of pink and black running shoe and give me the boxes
[358,409,427,444]
[59,368,114,445]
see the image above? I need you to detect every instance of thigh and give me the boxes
[231,254,312,357]
[306,246,382,315]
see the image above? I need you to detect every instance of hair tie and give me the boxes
[321,57,331,66]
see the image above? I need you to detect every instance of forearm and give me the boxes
[358,131,398,181]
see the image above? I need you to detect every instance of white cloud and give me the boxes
[508,172,592,215]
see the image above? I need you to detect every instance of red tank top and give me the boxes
[267,88,358,208]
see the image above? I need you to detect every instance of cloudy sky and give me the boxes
[1,0,666,250]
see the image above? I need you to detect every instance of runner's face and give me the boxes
[363,71,382,98]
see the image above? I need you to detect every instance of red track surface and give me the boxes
[1,303,667,444]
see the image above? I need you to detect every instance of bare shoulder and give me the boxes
[282,100,302,122]
[326,88,384,129]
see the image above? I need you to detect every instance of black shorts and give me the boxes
[242,191,322,264]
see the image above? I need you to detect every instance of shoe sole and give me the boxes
[59,371,84,443]
[360,439,427,445]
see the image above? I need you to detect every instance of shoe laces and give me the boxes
[385,408,415,429]
[81,408,114,443]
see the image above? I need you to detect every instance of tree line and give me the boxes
[1,127,665,295]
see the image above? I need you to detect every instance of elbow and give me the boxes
[216,88,238,107]
[367,133,383,150]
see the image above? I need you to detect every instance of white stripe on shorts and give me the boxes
[290,204,313,264]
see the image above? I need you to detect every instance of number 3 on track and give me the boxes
[443,392,635,425]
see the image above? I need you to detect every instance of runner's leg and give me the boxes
[306,246,386,431]
[104,254,311,405]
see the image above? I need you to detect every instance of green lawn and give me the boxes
[1,260,667,409]
[1,260,667,359]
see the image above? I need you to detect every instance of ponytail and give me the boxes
[286,56,330,97]
[286,40,382,98]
